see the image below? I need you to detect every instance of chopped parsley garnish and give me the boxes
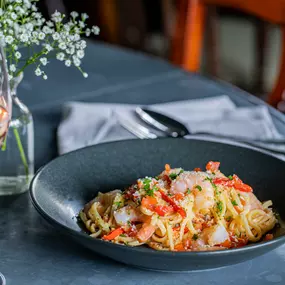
[216,201,223,214]
[120,234,126,237]
[205,177,218,194]
[186,188,191,194]
[225,216,232,222]
[142,177,155,196]
[145,189,154,196]
[195,185,202,191]
[153,185,159,191]
[169,169,184,180]
[231,200,238,206]
[114,201,122,207]
[192,234,199,240]
[228,175,233,180]
[169,173,178,180]
[127,221,131,226]
[155,176,159,180]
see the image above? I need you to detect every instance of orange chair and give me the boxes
[172,0,285,108]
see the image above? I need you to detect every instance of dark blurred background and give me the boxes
[39,0,281,103]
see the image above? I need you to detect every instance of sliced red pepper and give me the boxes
[229,233,248,247]
[159,190,186,218]
[174,193,184,201]
[174,243,185,251]
[264,233,273,241]
[141,196,157,210]
[213,174,252,192]
[165,164,171,172]
[194,167,202,172]
[219,239,232,248]
[154,205,173,216]
[206,161,220,172]
[126,226,138,237]
[173,226,189,233]
[102,228,124,241]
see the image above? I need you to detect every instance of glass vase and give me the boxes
[0,96,34,195]
[0,48,34,195]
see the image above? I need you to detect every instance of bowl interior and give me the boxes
[31,138,285,241]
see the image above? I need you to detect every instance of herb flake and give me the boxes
[195,185,202,191]
[216,201,223,214]
[225,216,232,222]
[205,177,218,194]
[192,234,199,240]
[114,201,122,207]
[231,200,238,206]
[169,169,184,180]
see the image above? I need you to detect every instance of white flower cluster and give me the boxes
[0,0,100,80]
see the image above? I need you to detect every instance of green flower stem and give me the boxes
[13,127,29,181]
[1,135,7,151]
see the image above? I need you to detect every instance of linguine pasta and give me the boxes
[79,161,277,251]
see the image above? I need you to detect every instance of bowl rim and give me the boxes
[30,137,285,256]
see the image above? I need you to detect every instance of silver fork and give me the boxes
[117,115,157,139]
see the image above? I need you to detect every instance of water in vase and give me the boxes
[0,104,34,196]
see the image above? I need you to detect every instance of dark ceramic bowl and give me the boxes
[30,138,285,272]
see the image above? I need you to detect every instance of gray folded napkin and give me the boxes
[57,95,284,159]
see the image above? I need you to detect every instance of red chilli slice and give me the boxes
[159,190,186,218]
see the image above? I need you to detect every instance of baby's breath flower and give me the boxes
[79,21,85,29]
[10,64,16,73]
[51,10,62,23]
[6,19,12,26]
[25,22,34,31]
[40,57,48,66]
[52,32,60,40]
[15,51,21,59]
[80,40,87,49]
[42,26,52,34]
[1,1,99,81]
[81,13,89,21]
[5,35,14,44]
[10,12,17,20]
[70,11,79,18]
[77,50,84,59]
[69,47,75,55]
[31,5,37,12]
[85,28,91,37]
[65,60,71,67]
[59,42,66,50]
[92,26,100,35]
[46,21,54,27]
[73,56,81,67]
[35,68,42,76]
[19,33,29,43]
[38,32,45,40]
[56,52,65,61]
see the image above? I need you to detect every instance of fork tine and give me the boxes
[118,118,148,139]
[117,115,156,139]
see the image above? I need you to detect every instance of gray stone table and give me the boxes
[1,41,285,285]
